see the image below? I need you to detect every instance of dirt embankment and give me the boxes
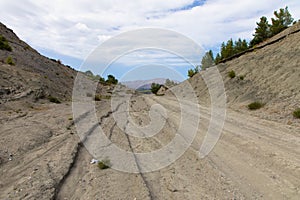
[169,22,300,125]
[0,22,77,103]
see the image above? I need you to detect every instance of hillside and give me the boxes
[0,22,76,106]
[169,21,300,125]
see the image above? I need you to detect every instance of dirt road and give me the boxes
[0,92,299,199]
[56,93,300,200]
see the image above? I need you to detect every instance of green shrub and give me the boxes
[97,158,111,170]
[0,35,12,51]
[248,101,264,110]
[239,75,245,80]
[106,74,118,85]
[94,95,101,101]
[48,96,61,104]
[293,108,300,118]
[94,94,110,101]
[228,70,236,79]
[151,83,161,94]
[6,56,15,65]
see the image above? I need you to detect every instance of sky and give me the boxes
[0,0,300,81]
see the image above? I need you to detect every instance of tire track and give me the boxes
[123,119,155,200]
[55,101,124,198]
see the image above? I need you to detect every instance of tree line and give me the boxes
[84,70,118,85]
[188,6,295,77]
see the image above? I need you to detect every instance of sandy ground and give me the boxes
[0,92,299,199]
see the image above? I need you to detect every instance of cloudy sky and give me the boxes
[0,0,299,81]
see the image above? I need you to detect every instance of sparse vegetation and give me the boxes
[239,75,245,80]
[248,101,264,110]
[293,108,300,118]
[97,158,111,169]
[228,70,236,79]
[48,96,61,104]
[188,66,199,78]
[151,83,161,95]
[94,94,111,101]
[0,35,12,51]
[164,79,177,87]
[6,56,15,65]
[106,74,118,85]
[84,71,118,85]
[94,95,101,101]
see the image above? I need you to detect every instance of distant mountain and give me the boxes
[122,78,168,90]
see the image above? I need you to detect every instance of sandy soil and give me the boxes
[52,93,299,200]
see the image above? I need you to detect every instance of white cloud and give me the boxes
[0,0,299,65]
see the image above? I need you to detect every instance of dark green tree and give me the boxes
[201,50,214,70]
[99,76,106,84]
[106,74,118,85]
[250,16,270,46]
[215,53,221,64]
[220,42,226,60]
[235,38,249,53]
[270,6,294,36]
[151,83,161,94]
[220,39,234,60]
[187,66,199,78]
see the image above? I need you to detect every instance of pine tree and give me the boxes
[234,38,248,53]
[201,50,214,70]
[270,6,294,36]
[215,53,221,64]
[250,16,270,46]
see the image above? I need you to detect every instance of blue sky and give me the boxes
[0,0,300,81]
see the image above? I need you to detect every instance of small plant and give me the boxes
[94,95,101,101]
[48,96,61,104]
[0,35,12,51]
[248,101,264,110]
[101,95,111,100]
[6,56,15,65]
[239,75,245,80]
[68,117,73,120]
[228,70,236,79]
[94,94,110,101]
[97,158,111,169]
[293,108,300,118]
